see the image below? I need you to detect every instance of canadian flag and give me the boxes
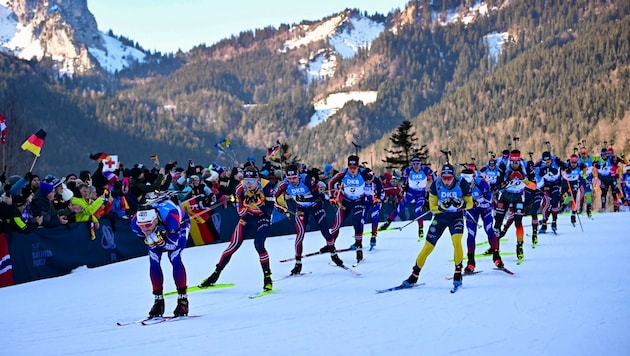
[0,115,6,144]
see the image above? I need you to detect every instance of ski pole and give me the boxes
[183,200,226,223]
[465,210,483,229]
[396,210,432,231]
[274,202,298,217]
[279,247,354,263]
[563,175,583,232]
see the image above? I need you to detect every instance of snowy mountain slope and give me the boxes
[285,12,385,84]
[1,212,628,355]
[283,3,512,127]
[0,0,145,75]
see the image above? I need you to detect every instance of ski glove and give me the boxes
[244,194,261,205]
[143,230,166,248]
[439,199,452,211]
[451,198,465,209]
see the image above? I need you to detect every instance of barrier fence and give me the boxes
[1,201,419,286]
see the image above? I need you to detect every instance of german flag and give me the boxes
[149,154,159,160]
[89,152,110,161]
[180,196,219,246]
[21,129,46,156]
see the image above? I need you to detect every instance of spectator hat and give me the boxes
[130,167,143,179]
[40,181,54,195]
[51,178,63,189]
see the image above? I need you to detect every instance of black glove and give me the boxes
[439,198,452,211]
[244,194,259,204]
[295,195,305,202]
[24,171,33,181]
[451,198,465,209]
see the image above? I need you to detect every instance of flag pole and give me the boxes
[29,156,38,172]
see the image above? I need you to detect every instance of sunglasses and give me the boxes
[441,175,454,181]
[138,222,154,229]
[412,162,421,166]
[510,160,520,164]
[286,175,299,181]
[243,179,258,185]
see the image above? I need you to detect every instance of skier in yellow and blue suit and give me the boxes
[400,163,473,289]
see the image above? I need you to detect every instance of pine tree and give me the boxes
[382,121,429,170]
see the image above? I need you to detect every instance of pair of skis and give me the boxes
[117,315,202,326]
[376,267,514,294]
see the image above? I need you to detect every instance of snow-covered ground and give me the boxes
[2,212,628,355]
[309,90,377,127]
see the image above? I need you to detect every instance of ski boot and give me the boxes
[173,288,189,317]
[453,263,463,288]
[586,204,593,219]
[319,244,335,253]
[492,249,504,269]
[570,214,576,227]
[263,271,273,292]
[290,260,302,275]
[149,291,165,317]
[402,265,421,288]
[354,241,363,263]
[370,232,377,250]
[418,226,424,241]
[539,223,547,234]
[199,266,222,288]
[551,221,557,234]
[330,252,344,266]
[464,253,475,274]
[379,220,392,231]
[532,230,538,248]
[516,241,524,262]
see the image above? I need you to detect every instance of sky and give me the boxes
[1,211,629,355]
[88,0,410,53]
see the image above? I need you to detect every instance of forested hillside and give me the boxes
[0,0,628,176]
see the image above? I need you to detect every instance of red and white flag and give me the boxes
[0,115,6,144]
[102,155,119,172]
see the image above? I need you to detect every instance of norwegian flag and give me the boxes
[0,115,6,144]
[0,232,14,287]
